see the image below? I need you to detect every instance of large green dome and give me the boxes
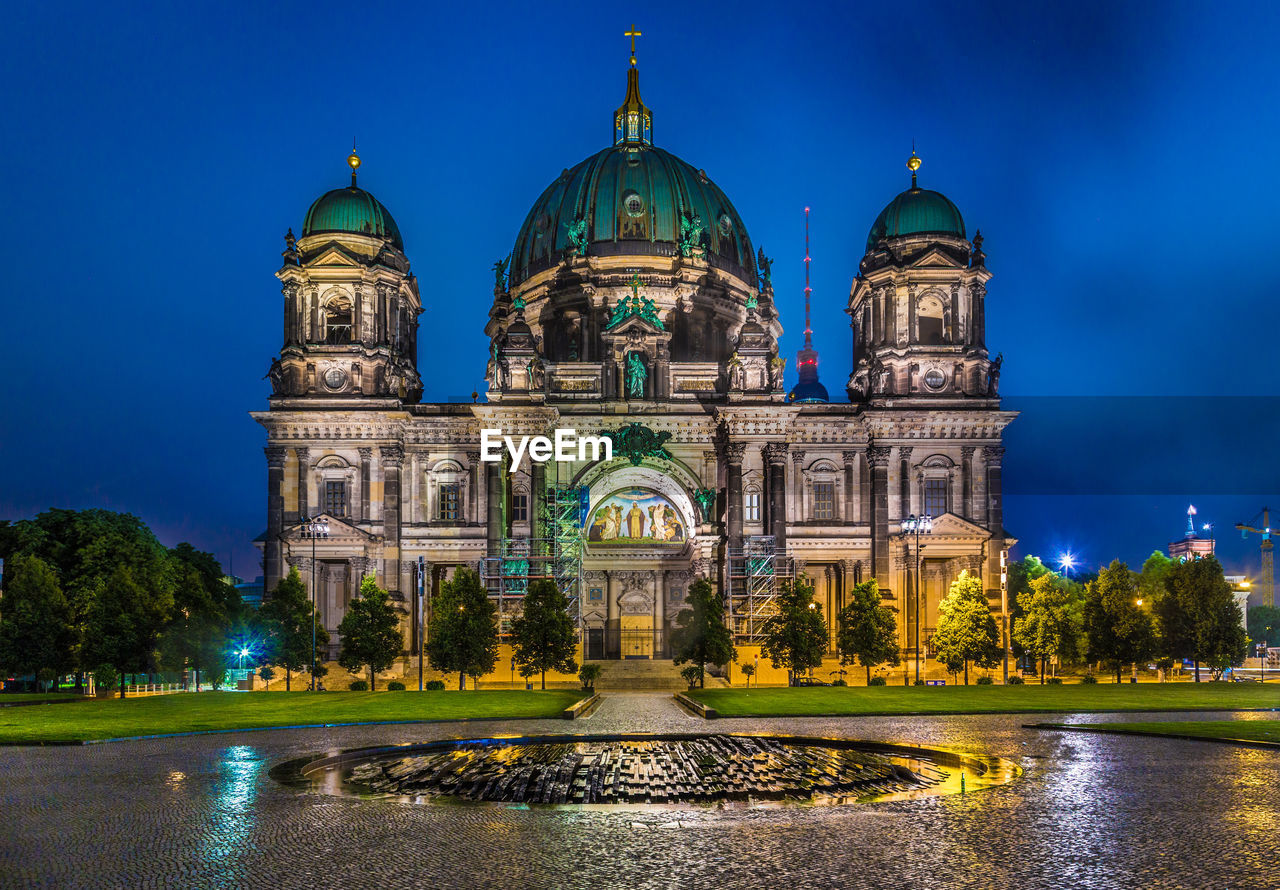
[509,145,756,287]
[303,185,403,250]
[866,186,965,250]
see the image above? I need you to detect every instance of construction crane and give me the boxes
[1236,507,1275,608]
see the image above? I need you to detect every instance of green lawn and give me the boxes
[1045,720,1280,746]
[0,690,584,744]
[687,683,1280,718]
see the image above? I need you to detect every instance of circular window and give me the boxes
[923,369,946,390]
[718,213,733,235]
[323,367,348,390]
[622,190,645,218]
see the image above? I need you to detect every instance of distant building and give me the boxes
[235,577,264,609]
[1168,504,1215,562]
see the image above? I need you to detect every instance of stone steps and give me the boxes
[588,659,729,690]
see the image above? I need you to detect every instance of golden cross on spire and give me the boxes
[625,24,642,66]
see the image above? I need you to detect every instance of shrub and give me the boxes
[831,679,847,687]
[349,679,369,691]
[680,665,702,690]
[912,678,925,686]
[387,680,406,691]
[1047,676,1063,685]
[425,679,445,691]
[868,676,887,687]
[1006,675,1025,685]
[258,666,276,684]
[93,664,118,696]
[976,675,994,685]
[579,664,602,691]
[1081,674,1098,684]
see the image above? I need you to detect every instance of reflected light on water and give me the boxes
[198,745,264,874]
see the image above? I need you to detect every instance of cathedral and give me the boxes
[252,40,1015,673]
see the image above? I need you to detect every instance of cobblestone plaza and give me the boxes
[3,695,1278,889]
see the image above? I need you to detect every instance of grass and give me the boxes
[0,689,585,744]
[1044,720,1280,746]
[686,683,1280,718]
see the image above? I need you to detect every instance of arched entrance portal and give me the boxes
[578,468,699,659]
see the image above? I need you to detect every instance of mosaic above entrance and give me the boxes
[587,488,686,544]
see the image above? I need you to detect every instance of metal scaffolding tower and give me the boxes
[481,485,586,635]
[726,536,793,642]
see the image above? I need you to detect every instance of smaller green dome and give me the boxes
[866,187,965,250]
[303,185,403,250]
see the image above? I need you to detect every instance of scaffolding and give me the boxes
[481,485,586,635]
[726,536,793,642]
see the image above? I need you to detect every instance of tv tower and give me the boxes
[790,206,829,403]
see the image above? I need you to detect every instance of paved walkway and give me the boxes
[3,698,1279,889]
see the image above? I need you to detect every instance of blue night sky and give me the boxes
[2,0,1277,582]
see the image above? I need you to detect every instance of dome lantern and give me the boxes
[614,25,652,147]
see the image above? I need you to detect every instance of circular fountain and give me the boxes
[277,733,1016,807]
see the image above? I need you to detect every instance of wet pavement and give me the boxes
[2,693,1278,889]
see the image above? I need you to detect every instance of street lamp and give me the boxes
[1057,551,1077,578]
[902,514,933,684]
[299,514,330,690]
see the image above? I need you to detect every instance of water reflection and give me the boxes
[197,745,264,876]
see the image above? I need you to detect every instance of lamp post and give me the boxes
[300,515,329,691]
[902,514,933,684]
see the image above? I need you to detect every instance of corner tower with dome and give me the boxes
[252,38,1015,682]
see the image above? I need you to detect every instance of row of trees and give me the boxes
[0,511,246,695]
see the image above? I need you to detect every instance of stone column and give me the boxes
[486,460,503,553]
[531,459,545,537]
[790,450,805,519]
[961,446,976,522]
[764,443,789,549]
[897,446,912,520]
[265,446,287,593]
[410,453,421,524]
[984,445,1005,591]
[858,448,871,527]
[653,571,665,656]
[868,445,891,583]
[723,441,746,548]
[358,448,372,522]
[842,451,858,524]
[381,446,404,597]
[467,452,482,526]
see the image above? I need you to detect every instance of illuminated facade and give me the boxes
[253,49,1015,663]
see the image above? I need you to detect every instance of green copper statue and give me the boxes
[638,296,664,330]
[607,293,632,328]
[678,210,705,258]
[626,353,647,398]
[567,216,589,257]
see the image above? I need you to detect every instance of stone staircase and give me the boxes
[588,659,728,691]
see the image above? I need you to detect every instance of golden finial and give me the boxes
[625,24,642,66]
[347,142,361,186]
[907,143,921,188]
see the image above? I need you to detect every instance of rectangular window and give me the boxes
[744,493,760,522]
[924,478,948,518]
[438,483,460,521]
[512,494,528,522]
[324,480,346,517]
[813,482,835,521]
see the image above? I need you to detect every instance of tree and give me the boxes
[1154,557,1247,681]
[510,579,578,690]
[1247,605,1280,650]
[82,564,175,698]
[0,509,175,689]
[932,570,999,685]
[338,575,405,691]
[760,577,828,686]
[425,567,498,690]
[835,579,900,685]
[1013,574,1081,682]
[1083,560,1154,683]
[1006,555,1052,661]
[670,577,736,688]
[255,567,328,690]
[159,544,240,691]
[0,555,75,688]
[739,662,755,687]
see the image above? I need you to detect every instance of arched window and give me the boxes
[323,295,353,344]
[917,295,944,345]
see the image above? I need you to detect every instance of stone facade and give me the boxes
[253,64,1015,661]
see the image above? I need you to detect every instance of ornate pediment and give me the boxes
[279,513,380,544]
[922,512,991,539]
[906,246,966,269]
[308,244,364,267]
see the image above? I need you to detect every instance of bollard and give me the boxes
[960,772,966,794]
